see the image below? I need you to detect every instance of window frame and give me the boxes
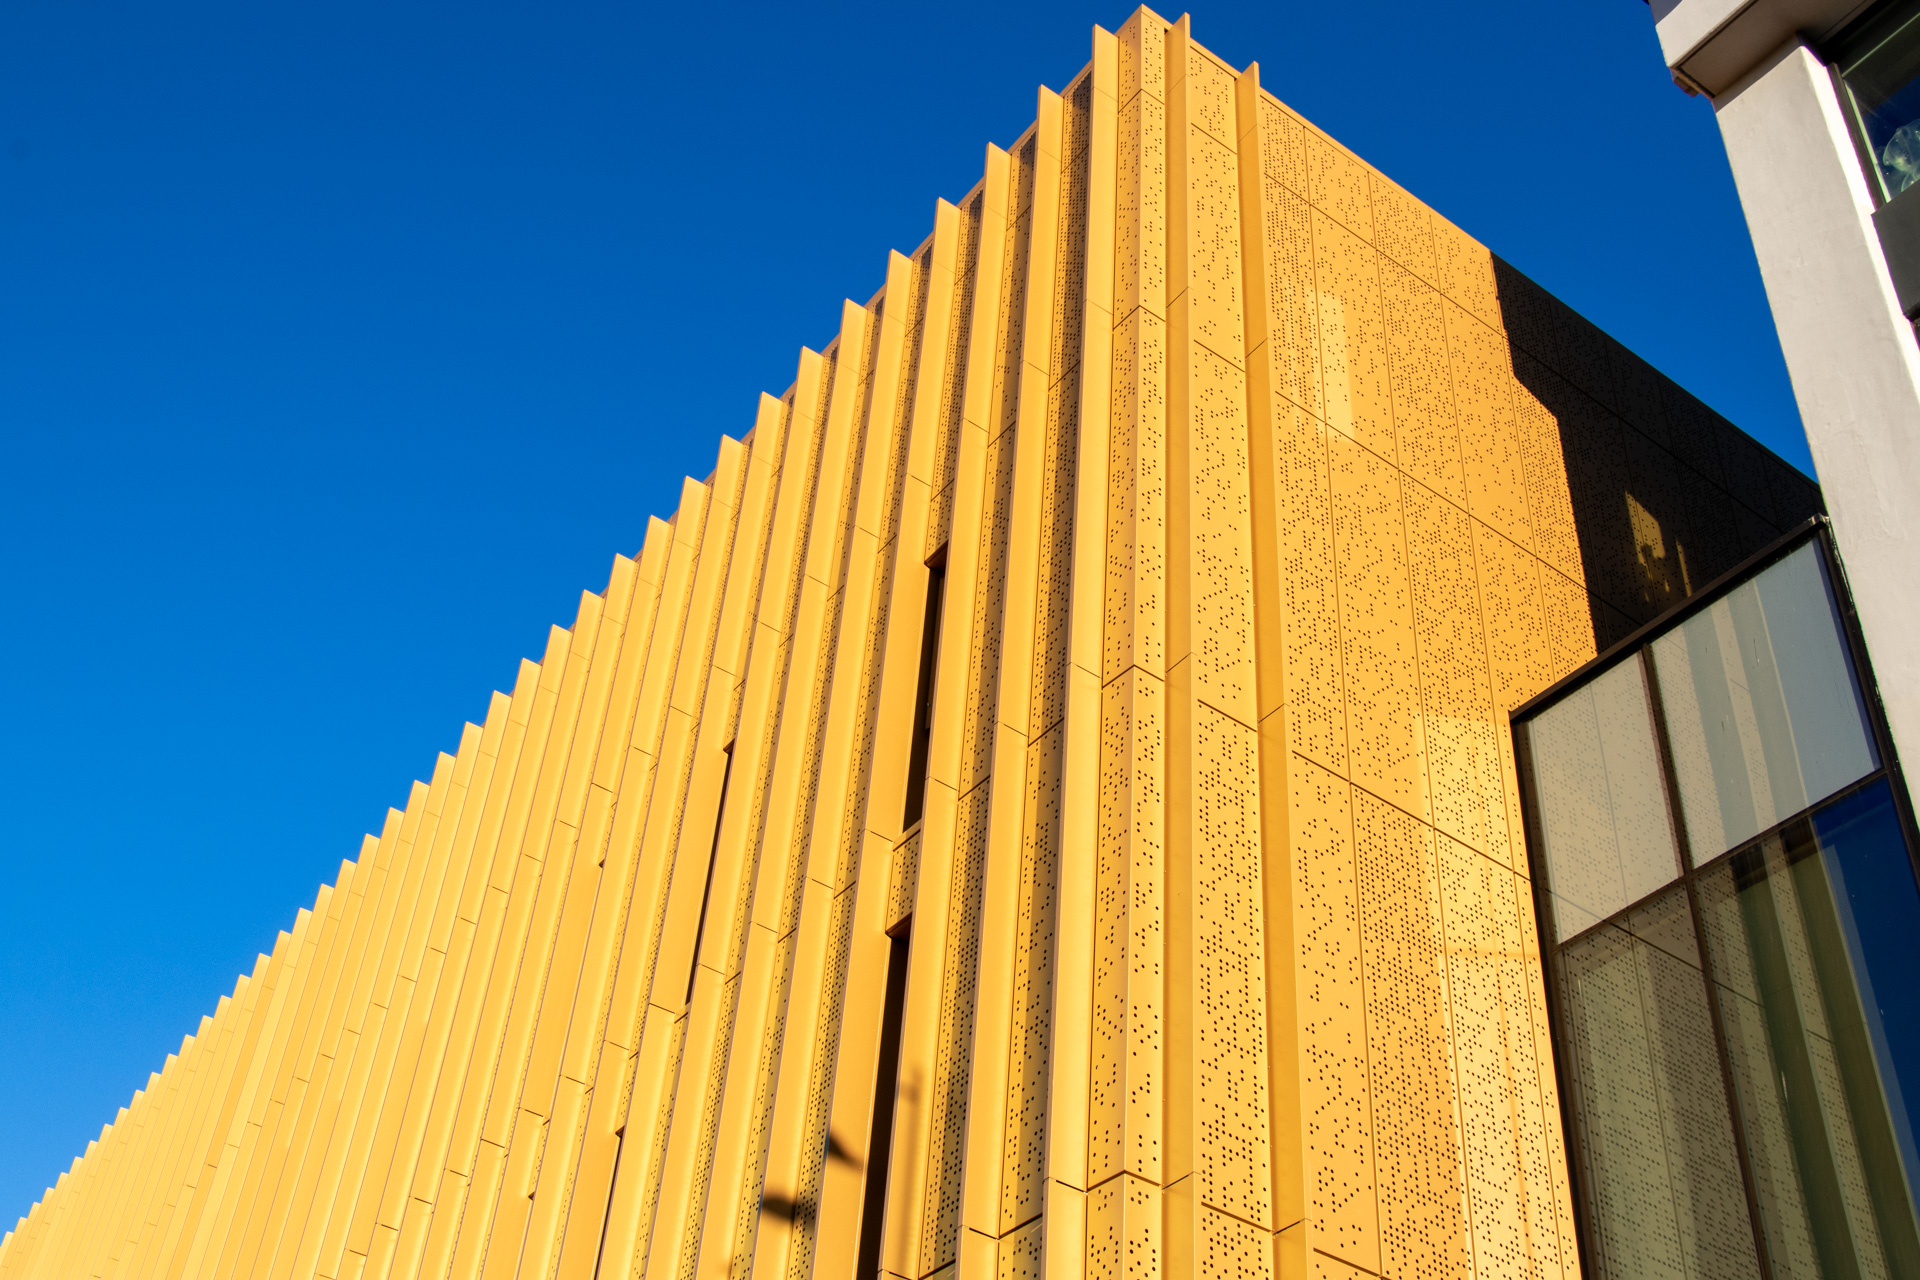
[1511,516,1920,1280]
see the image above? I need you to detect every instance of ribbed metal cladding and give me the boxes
[0,10,1824,1280]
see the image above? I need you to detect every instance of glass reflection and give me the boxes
[1652,544,1877,864]
[1559,886,1763,1279]
[1696,784,1920,1278]
[1527,657,1681,940]
[1834,0,1920,201]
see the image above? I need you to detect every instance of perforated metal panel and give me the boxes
[960,431,1016,797]
[991,143,1036,445]
[1103,308,1168,684]
[1370,174,1437,287]
[928,197,984,561]
[1188,345,1255,721]
[1380,261,1462,506]
[638,1020,689,1280]
[1445,302,1532,556]
[998,1216,1045,1280]
[1086,1176,1163,1280]
[1050,80,1092,390]
[1271,400,1345,776]
[1473,524,1548,873]
[1404,479,1501,857]
[1312,212,1392,459]
[1330,435,1430,823]
[1434,216,1500,330]
[1092,671,1165,1186]
[1185,132,1244,365]
[887,828,922,936]
[1354,790,1471,1280]
[784,885,858,1280]
[10,21,1819,1280]
[1030,361,1081,741]
[1436,836,1563,1280]
[1287,753,1377,1269]
[1002,727,1064,1231]
[920,782,992,1276]
[678,972,744,1280]
[1258,178,1323,425]
[1191,706,1270,1225]
[1198,1204,1274,1280]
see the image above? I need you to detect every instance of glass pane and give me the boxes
[1559,885,1763,1279]
[1652,543,1878,863]
[1526,657,1681,940]
[1697,797,1920,1278]
[1835,0,1920,200]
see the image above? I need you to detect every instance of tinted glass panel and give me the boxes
[1697,799,1920,1278]
[1559,886,1763,1279]
[1834,0,1920,200]
[1527,656,1681,940]
[1652,544,1878,863]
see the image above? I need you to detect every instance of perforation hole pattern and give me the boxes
[920,781,991,1276]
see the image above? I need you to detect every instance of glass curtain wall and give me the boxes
[1514,527,1920,1280]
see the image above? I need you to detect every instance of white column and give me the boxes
[1716,41,1920,779]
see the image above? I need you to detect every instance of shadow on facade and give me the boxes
[1490,256,1824,655]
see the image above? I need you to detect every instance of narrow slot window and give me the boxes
[856,928,912,1280]
[901,557,947,829]
[684,745,735,1005]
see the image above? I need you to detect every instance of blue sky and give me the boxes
[0,0,1801,1219]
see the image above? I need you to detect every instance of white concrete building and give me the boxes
[1650,0,1920,781]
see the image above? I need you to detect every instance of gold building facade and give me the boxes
[0,11,1822,1280]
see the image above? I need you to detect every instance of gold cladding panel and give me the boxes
[16,18,1816,1280]
[1030,365,1080,740]
[1287,753,1377,1270]
[1271,398,1346,777]
[921,781,991,1277]
[1329,434,1429,823]
[1086,1174,1161,1280]
[928,199,985,562]
[1187,129,1246,366]
[888,827,923,935]
[1445,301,1533,555]
[998,1216,1044,1280]
[1001,728,1062,1231]
[1434,216,1500,330]
[1258,178,1323,425]
[1380,259,1463,506]
[1185,49,1237,148]
[1353,789,1472,1280]
[1311,212,1393,459]
[1092,671,1165,1186]
[1189,344,1256,722]
[1510,369,1585,588]
[1192,704,1271,1226]
[1403,479,1502,858]
[1306,132,1372,244]
[1437,835,1565,1280]
[1198,1204,1275,1280]
[1104,307,1168,683]
[1113,91,1168,326]
[960,429,1016,796]
[1473,523,1550,874]
[1369,174,1438,288]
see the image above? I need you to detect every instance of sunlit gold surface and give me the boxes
[0,11,1818,1279]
